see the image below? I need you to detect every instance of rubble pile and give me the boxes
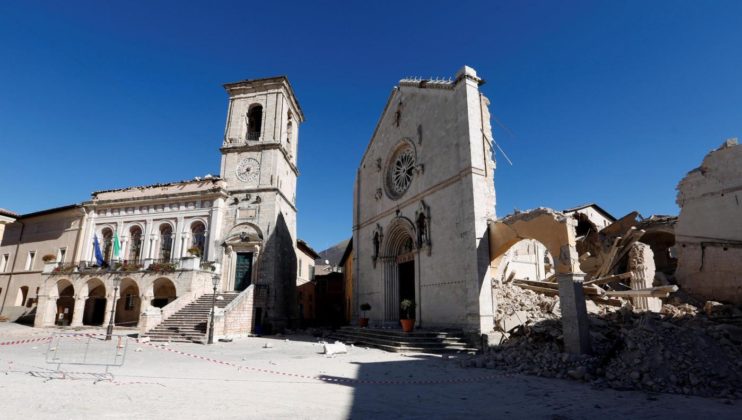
[470,285,742,399]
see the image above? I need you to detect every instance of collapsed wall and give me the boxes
[676,139,742,303]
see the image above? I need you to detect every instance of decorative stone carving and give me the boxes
[415,200,431,254]
[372,224,383,268]
[385,144,416,199]
[374,188,383,201]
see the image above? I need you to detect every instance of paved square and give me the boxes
[0,324,737,419]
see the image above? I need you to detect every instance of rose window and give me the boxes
[386,146,416,199]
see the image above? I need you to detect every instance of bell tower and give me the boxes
[219,76,304,330]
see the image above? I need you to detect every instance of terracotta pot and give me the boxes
[359,317,369,327]
[400,318,415,332]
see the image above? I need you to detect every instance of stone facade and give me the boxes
[4,76,309,333]
[353,66,496,333]
[675,139,742,303]
[0,205,85,323]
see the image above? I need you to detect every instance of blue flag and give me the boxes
[93,234,105,266]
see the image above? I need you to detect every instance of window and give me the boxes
[128,226,142,261]
[57,248,66,263]
[25,251,36,271]
[159,224,173,261]
[191,222,206,258]
[125,294,135,310]
[309,265,315,281]
[298,261,302,277]
[102,228,113,261]
[0,254,8,272]
[246,105,263,140]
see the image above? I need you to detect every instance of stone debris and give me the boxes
[474,284,742,399]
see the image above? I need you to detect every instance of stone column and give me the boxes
[557,273,591,354]
[34,294,52,327]
[102,294,114,327]
[628,242,661,312]
[139,294,152,315]
[207,199,224,262]
[70,296,86,327]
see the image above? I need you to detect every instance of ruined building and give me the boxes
[676,139,742,303]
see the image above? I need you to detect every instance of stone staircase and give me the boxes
[145,292,240,343]
[328,326,478,354]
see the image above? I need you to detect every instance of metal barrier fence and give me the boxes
[45,333,128,381]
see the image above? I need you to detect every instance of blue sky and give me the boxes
[1,1,741,251]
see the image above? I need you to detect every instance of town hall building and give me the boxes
[0,76,305,340]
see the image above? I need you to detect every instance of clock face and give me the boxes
[236,158,260,184]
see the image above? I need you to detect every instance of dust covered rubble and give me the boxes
[466,283,742,400]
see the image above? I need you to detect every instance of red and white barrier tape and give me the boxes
[0,337,52,346]
[144,341,501,386]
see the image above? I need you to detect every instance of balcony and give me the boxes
[46,258,220,276]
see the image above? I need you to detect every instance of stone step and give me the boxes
[327,327,478,354]
[145,292,241,343]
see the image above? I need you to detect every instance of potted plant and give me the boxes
[400,299,416,332]
[359,303,371,327]
[187,246,202,257]
[41,255,58,273]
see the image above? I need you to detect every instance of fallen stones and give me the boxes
[475,291,742,400]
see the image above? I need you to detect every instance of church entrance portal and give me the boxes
[234,252,253,292]
[398,260,415,306]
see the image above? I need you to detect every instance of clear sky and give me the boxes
[1,1,741,251]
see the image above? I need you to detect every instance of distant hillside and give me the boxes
[317,238,350,266]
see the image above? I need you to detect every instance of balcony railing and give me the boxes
[47,258,218,275]
[247,131,261,141]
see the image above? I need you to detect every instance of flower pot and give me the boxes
[400,318,415,332]
[359,317,369,327]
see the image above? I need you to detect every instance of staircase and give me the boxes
[145,292,240,343]
[328,326,478,354]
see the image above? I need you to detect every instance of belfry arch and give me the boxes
[380,217,418,323]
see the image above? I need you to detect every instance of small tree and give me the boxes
[400,299,416,319]
[187,246,202,257]
[360,303,371,318]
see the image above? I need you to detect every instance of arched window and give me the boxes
[191,222,206,258]
[102,228,113,262]
[247,105,263,140]
[128,226,142,261]
[159,224,173,261]
[286,111,293,144]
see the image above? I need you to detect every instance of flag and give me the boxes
[113,231,121,259]
[93,234,105,266]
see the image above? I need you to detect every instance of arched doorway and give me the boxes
[115,278,141,326]
[493,239,555,282]
[82,279,107,326]
[151,278,177,308]
[381,218,417,322]
[55,280,75,326]
[15,286,29,307]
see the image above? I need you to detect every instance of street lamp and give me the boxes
[208,273,220,344]
[105,275,122,341]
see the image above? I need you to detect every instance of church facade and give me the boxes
[352,66,497,333]
[0,76,305,336]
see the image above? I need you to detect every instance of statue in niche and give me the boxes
[415,200,431,254]
[372,223,383,267]
[416,213,428,247]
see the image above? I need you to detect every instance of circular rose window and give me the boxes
[386,145,416,199]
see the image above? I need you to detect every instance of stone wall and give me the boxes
[353,67,496,333]
[675,139,742,303]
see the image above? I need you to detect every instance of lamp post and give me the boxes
[105,275,122,341]
[208,273,220,344]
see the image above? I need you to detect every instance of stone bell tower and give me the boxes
[219,76,304,331]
